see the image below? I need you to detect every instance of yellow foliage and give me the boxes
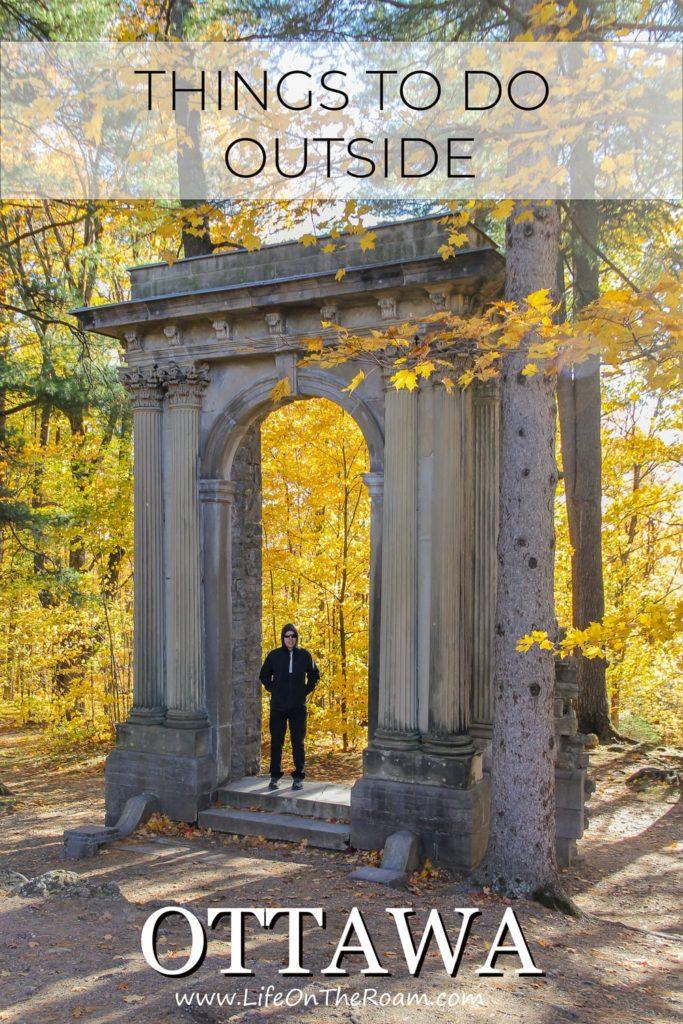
[260,400,371,750]
[269,377,292,404]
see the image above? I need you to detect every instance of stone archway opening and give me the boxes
[259,397,372,771]
[226,395,373,789]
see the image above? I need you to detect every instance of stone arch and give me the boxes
[202,367,384,480]
[203,364,384,783]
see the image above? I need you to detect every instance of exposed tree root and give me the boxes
[532,884,582,918]
[473,861,583,919]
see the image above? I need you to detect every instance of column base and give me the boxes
[371,728,420,751]
[128,706,165,725]
[104,722,215,826]
[165,708,211,730]
[351,775,491,871]
[422,732,476,757]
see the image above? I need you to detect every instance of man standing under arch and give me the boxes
[259,624,320,791]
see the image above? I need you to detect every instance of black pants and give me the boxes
[269,705,307,780]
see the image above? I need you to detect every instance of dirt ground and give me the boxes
[0,723,681,1024]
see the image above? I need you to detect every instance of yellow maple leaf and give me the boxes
[391,369,419,391]
[269,377,292,404]
[342,370,365,393]
[359,231,376,252]
[415,361,436,379]
[335,268,347,282]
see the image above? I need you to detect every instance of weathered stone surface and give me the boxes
[350,776,490,871]
[104,744,214,826]
[349,867,408,888]
[230,422,263,780]
[217,776,351,822]
[381,830,422,872]
[64,792,160,860]
[198,808,351,850]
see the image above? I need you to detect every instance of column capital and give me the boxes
[199,478,237,504]
[362,471,384,499]
[160,361,211,407]
[119,365,164,408]
[473,378,501,402]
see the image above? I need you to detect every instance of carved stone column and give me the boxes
[374,389,419,748]
[424,383,475,755]
[362,470,383,741]
[200,478,235,783]
[162,362,210,728]
[120,366,165,724]
[471,381,500,739]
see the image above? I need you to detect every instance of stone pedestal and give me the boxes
[104,722,213,825]
[351,776,491,870]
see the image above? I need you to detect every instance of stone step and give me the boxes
[198,807,351,851]
[216,776,351,823]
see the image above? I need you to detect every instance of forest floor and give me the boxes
[0,722,681,1024]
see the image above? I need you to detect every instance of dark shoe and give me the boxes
[292,779,303,791]
[268,778,279,791]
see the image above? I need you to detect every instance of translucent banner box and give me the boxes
[0,41,680,200]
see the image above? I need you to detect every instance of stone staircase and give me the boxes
[198,777,352,851]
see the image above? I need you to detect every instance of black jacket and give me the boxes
[260,643,320,710]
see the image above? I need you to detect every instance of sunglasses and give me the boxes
[284,633,297,639]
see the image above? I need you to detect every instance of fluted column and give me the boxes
[425,382,475,755]
[471,381,500,736]
[375,390,419,748]
[362,471,383,741]
[120,366,165,724]
[162,362,210,729]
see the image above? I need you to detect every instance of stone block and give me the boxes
[104,745,214,825]
[381,830,422,872]
[198,807,350,850]
[350,776,490,871]
[556,837,577,867]
[349,867,408,889]
[363,745,482,788]
[64,793,159,860]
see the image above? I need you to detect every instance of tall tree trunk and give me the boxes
[557,200,612,740]
[170,0,213,258]
[479,201,570,906]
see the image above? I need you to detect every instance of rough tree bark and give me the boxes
[557,199,613,740]
[478,201,573,908]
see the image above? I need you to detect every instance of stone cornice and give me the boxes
[71,249,504,341]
